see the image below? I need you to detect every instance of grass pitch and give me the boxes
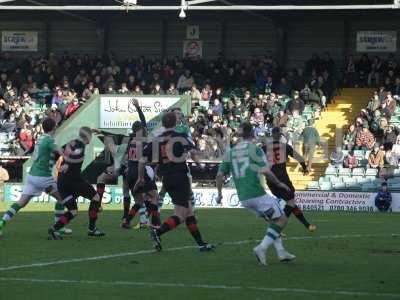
[0,203,399,300]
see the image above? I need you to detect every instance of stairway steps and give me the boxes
[289,88,372,190]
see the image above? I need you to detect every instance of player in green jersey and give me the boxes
[0,118,64,236]
[216,122,295,266]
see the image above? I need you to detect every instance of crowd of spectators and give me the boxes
[343,53,400,89]
[0,52,336,158]
[331,86,400,177]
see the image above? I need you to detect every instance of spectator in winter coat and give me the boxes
[368,144,385,169]
[64,99,80,119]
[356,126,375,150]
[375,182,392,212]
[343,150,358,169]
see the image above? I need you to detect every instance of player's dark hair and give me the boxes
[239,122,254,139]
[79,126,92,139]
[162,111,177,129]
[42,117,56,133]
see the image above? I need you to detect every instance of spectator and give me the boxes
[343,124,357,150]
[302,119,320,170]
[343,150,358,169]
[330,146,345,168]
[177,70,194,93]
[273,109,288,128]
[356,126,375,150]
[375,182,392,212]
[64,98,80,119]
[368,144,385,169]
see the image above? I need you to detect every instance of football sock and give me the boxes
[122,196,131,219]
[88,201,100,231]
[292,206,311,228]
[127,203,142,221]
[283,204,293,217]
[139,205,148,224]
[273,237,285,252]
[185,216,205,246]
[53,211,75,231]
[158,191,166,211]
[147,202,161,227]
[157,215,180,236]
[2,203,22,223]
[96,183,105,202]
[54,202,65,222]
[260,223,282,251]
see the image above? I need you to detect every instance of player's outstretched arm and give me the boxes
[133,98,147,127]
[292,148,309,174]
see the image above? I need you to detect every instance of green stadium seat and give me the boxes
[354,150,365,158]
[352,168,365,177]
[338,168,351,177]
[357,177,371,184]
[393,168,400,177]
[362,182,378,192]
[365,150,371,159]
[332,182,346,190]
[365,168,378,178]
[329,176,342,184]
[319,181,332,191]
[307,181,319,190]
[325,165,337,176]
[358,159,369,168]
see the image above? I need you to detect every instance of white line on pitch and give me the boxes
[0,277,399,298]
[0,233,396,272]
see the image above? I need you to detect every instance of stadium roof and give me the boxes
[0,0,397,10]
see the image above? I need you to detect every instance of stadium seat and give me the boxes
[332,182,346,190]
[329,176,342,184]
[338,168,351,177]
[362,182,378,192]
[352,168,365,177]
[364,150,371,159]
[325,165,337,176]
[357,177,371,184]
[354,150,365,158]
[365,168,378,178]
[358,159,369,168]
[307,181,319,190]
[344,178,359,189]
[319,181,332,191]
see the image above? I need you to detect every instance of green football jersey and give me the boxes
[29,134,56,177]
[219,141,268,202]
[175,121,190,135]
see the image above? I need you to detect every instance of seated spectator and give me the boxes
[286,91,305,115]
[356,126,375,150]
[177,70,194,93]
[190,84,201,107]
[381,92,396,118]
[343,124,357,150]
[343,150,358,169]
[151,83,164,96]
[368,144,385,169]
[211,99,223,117]
[64,99,80,119]
[250,107,264,126]
[393,77,400,96]
[51,89,64,106]
[375,182,392,212]
[166,82,179,96]
[366,93,381,114]
[18,125,34,154]
[48,104,62,125]
[273,109,288,128]
[118,82,130,95]
[330,146,345,168]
